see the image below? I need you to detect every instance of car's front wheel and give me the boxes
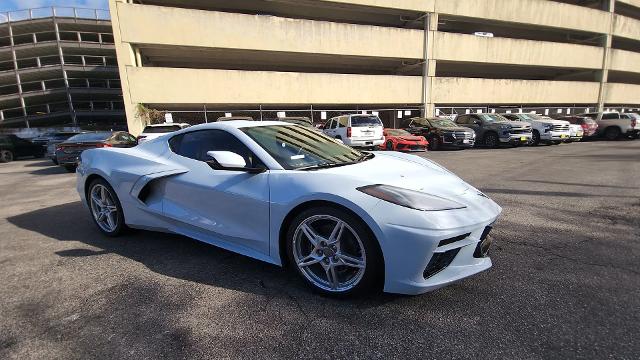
[604,127,621,140]
[87,179,127,237]
[484,132,499,148]
[0,150,14,163]
[428,136,440,151]
[286,206,382,297]
[531,130,541,146]
[385,140,394,150]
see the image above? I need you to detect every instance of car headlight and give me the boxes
[357,184,467,211]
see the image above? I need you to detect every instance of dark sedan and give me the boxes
[55,131,137,172]
[31,131,82,164]
[0,134,45,163]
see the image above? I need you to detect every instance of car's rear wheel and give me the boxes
[286,206,382,297]
[51,157,58,165]
[604,127,621,140]
[385,140,394,150]
[0,150,14,163]
[87,179,126,237]
[484,132,499,148]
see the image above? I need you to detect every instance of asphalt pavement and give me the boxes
[0,140,638,359]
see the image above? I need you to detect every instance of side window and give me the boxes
[602,113,619,120]
[169,130,264,168]
[338,116,347,128]
[455,115,467,124]
[115,133,129,142]
[331,119,338,129]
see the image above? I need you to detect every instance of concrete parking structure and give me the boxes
[108,0,640,134]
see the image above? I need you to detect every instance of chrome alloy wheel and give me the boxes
[293,215,366,292]
[89,184,119,233]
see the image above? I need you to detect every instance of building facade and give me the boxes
[109,0,640,134]
[0,7,125,131]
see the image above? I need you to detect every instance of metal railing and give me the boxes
[0,30,115,48]
[0,78,121,95]
[0,7,110,23]
[0,100,125,121]
[0,54,118,72]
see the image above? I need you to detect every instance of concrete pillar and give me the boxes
[596,0,615,115]
[54,19,77,124]
[422,13,437,118]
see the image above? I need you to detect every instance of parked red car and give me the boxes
[380,128,428,151]
[558,116,599,137]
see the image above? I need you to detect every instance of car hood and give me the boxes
[312,152,471,198]
[394,135,425,142]
[494,120,530,128]
[536,118,570,125]
[435,125,473,132]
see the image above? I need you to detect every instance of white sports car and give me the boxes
[76,121,501,296]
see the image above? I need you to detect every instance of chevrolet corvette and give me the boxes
[77,121,501,296]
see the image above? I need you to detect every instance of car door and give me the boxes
[161,129,271,256]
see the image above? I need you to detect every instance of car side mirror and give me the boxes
[473,120,481,125]
[205,151,265,174]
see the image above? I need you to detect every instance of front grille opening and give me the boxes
[423,248,460,279]
[438,232,470,247]
[474,226,493,258]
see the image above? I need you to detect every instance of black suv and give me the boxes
[455,113,533,147]
[0,134,45,163]
[400,117,476,150]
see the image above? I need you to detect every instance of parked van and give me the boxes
[323,114,384,149]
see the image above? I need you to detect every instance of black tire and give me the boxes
[385,140,394,151]
[531,130,541,146]
[428,136,440,151]
[52,158,58,165]
[34,151,45,158]
[0,150,14,163]
[604,127,621,140]
[63,165,77,173]
[286,206,383,297]
[484,132,499,148]
[86,178,127,237]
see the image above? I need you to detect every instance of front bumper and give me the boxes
[442,135,475,148]
[395,142,428,152]
[541,131,571,142]
[369,188,501,295]
[499,133,532,143]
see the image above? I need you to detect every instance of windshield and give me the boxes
[66,132,112,142]
[478,114,508,123]
[430,119,457,127]
[278,119,313,127]
[143,125,183,133]
[350,116,382,127]
[386,129,411,136]
[515,113,541,121]
[241,125,369,170]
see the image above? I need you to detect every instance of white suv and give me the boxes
[137,123,191,143]
[503,113,571,145]
[322,114,384,149]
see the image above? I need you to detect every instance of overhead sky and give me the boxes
[0,0,109,13]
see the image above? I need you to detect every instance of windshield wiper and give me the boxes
[296,162,351,171]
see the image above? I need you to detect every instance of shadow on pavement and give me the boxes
[6,201,402,306]
[30,166,68,175]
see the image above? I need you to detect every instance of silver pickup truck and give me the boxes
[580,112,640,140]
